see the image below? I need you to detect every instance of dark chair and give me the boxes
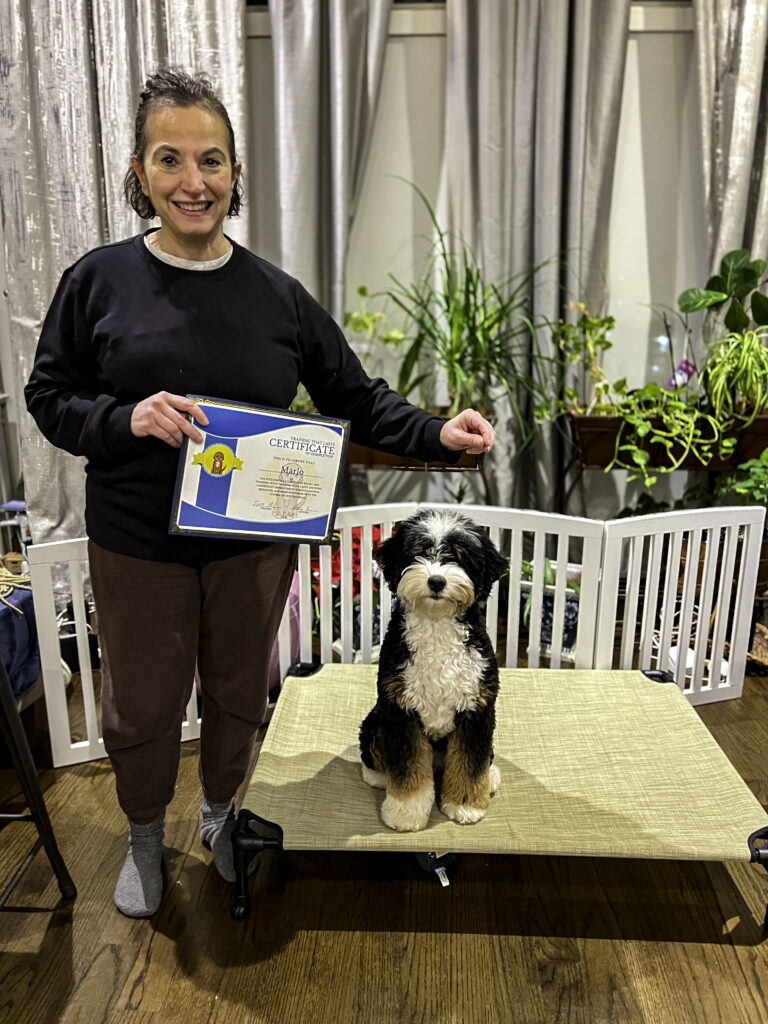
[0,658,76,906]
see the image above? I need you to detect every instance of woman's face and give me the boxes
[130,104,240,257]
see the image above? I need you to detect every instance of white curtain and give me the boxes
[269,0,392,321]
[695,0,768,270]
[443,0,631,510]
[0,0,246,545]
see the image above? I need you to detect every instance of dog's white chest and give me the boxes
[401,613,487,739]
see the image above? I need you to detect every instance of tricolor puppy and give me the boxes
[359,509,507,832]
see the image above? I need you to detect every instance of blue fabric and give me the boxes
[0,587,41,698]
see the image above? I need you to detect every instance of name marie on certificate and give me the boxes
[170,397,349,543]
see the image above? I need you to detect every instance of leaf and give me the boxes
[750,290,768,326]
[720,248,751,292]
[380,329,405,345]
[397,340,425,396]
[749,259,768,279]
[724,297,750,332]
[731,266,759,300]
[705,275,726,292]
[678,288,728,312]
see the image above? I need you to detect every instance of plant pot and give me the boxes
[345,442,483,472]
[728,412,768,463]
[568,413,732,471]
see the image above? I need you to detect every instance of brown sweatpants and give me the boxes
[88,540,298,822]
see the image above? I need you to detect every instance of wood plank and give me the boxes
[1,678,767,1024]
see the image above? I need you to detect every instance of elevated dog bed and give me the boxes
[234,665,768,919]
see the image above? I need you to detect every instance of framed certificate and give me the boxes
[169,396,350,544]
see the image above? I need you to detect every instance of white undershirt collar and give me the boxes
[144,231,233,271]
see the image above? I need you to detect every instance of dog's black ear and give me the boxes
[376,530,406,592]
[476,534,508,601]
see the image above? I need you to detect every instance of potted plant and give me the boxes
[346,182,557,496]
[550,303,726,489]
[714,447,768,592]
[699,327,768,462]
[519,557,582,655]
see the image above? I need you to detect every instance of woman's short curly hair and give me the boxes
[124,66,244,220]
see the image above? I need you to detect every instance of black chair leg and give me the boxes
[0,661,76,902]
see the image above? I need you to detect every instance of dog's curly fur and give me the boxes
[359,509,507,832]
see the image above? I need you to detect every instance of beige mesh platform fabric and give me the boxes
[242,666,768,861]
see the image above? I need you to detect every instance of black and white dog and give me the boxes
[359,509,507,832]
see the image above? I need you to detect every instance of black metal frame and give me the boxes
[0,660,76,907]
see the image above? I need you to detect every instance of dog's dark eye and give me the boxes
[412,546,424,556]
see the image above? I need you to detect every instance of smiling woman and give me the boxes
[24,65,496,923]
[128,105,240,261]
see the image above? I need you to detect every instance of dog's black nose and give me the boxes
[427,574,446,594]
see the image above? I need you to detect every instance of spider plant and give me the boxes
[702,328,768,428]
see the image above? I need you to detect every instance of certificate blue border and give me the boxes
[169,396,350,544]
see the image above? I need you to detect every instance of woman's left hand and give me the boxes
[439,409,496,454]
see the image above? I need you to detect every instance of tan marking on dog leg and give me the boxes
[381,674,406,705]
[380,732,435,832]
[440,732,491,824]
[368,734,386,774]
[476,675,498,709]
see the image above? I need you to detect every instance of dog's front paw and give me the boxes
[489,763,501,794]
[361,763,387,789]
[381,788,434,832]
[440,799,487,825]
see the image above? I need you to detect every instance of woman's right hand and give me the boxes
[130,392,209,448]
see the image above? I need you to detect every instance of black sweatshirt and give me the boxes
[25,232,455,563]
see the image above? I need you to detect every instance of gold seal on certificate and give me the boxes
[169,396,350,543]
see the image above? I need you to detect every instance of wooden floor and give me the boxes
[1,677,767,1024]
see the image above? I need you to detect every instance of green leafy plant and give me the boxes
[715,447,768,506]
[344,287,404,347]
[545,302,724,488]
[604,380,723,488]
[553,301,615,414]
[519,557,580,625]
[354,180,555,442]
[446,479,471,504]
[678,248,768,333]
[289,383,316,415]
[617,482,707,518]
[702,328,768,428]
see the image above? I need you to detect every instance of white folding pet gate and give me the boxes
[27,504,765,767]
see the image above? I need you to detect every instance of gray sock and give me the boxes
[114,814,164,917]
[200,796,238,882]
[200,796,260,883]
